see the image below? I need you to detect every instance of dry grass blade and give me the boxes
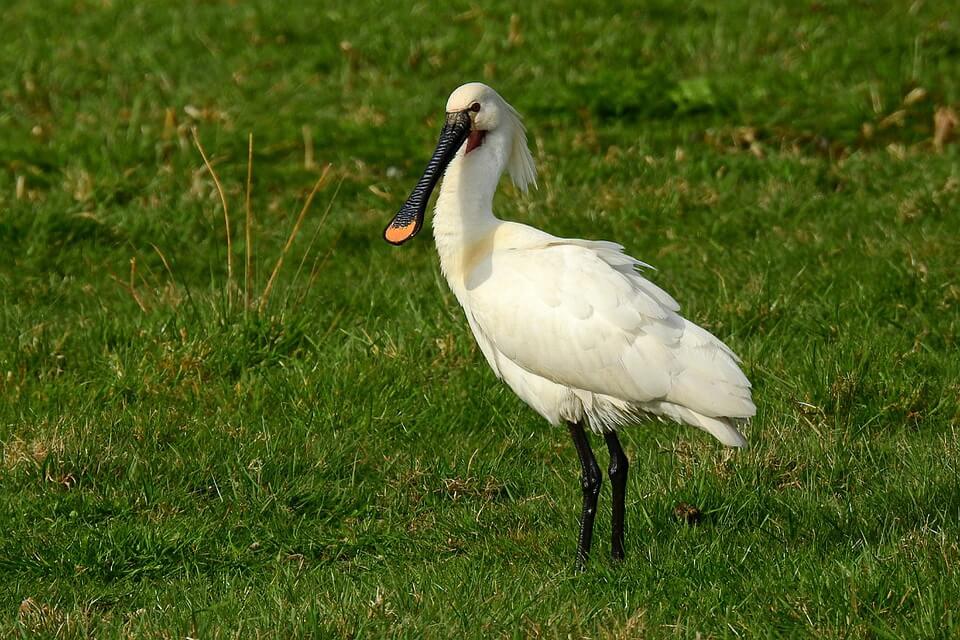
[934,106,958,153]
[303,125,315,170]
[192,127,234,307]
[245,133,254,312]
[296,178,345,308]
[289,177,343,290]
[106,255,149,313]
[258,163,332,313]
[150,243,175,281]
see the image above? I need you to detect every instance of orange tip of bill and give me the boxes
[384,219,418,245]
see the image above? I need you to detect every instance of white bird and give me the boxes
[384,82,755,566]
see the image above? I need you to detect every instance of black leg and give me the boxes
[569,421,602,568]
[604,430,629,561]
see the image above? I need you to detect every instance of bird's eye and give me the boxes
[470,102,481,113]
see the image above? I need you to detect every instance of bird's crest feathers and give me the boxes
[504,102,537,193]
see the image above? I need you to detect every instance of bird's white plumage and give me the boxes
[431,83,754,446]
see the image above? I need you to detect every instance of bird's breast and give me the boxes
[435,227,499,295]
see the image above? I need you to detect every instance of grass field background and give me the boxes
[2,1,959,637]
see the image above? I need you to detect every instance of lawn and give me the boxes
[2,0,959,637]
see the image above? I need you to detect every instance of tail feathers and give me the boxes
[649,401,749,448]
[667,319,755,419]
[690,412,748,448]
[670,372,756,419]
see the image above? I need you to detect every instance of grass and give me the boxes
[2,0,959,636]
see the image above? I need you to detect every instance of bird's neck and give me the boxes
[432,130,509,290]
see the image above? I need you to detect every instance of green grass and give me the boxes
[2,0,959,637]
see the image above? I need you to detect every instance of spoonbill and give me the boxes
[384,82,754,566]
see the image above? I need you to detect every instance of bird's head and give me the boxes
[384,82,536,245]
[444,82,506,155]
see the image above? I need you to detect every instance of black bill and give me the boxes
[384,110,472,245]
